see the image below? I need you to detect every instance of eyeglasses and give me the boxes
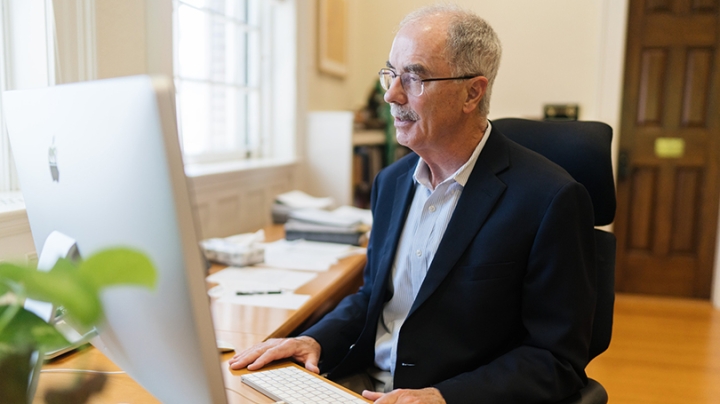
[378,67,481,97]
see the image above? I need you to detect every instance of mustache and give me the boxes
[391,104,419,121]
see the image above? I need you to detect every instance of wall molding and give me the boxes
[188,162,299,239]
[52,0,97,84]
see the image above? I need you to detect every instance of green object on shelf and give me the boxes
[373,79,397,164]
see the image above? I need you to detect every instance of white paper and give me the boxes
[332,205,373,226]
[218,292,311,310]
[206,267,318,291]
[262,239,365,271]
[207,267,316,309]
[275,190,334,209]
[288,208,361,228]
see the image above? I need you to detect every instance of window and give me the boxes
[0,3,18,193]
[0,0,55,193]
[0,82,17,194]
[173,0,278,164]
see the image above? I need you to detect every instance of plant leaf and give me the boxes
[0,305,69,356]
[1,262,101,324]
[0,249,156,331]
[0,262,28,290]
[23,269,102,326]
[77,248,157,290]
[0,278,10,296]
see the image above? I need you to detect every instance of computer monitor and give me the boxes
[3,75,228,403]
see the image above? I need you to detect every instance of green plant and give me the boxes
[0,248,157,403]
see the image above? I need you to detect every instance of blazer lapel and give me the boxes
[367,158,417,316]
[409,129,511,316]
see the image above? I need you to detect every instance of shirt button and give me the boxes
[428,205,436,212]
[416,250,422,257]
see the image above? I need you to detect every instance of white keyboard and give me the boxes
[241,366,367,404]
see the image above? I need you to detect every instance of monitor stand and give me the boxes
[25,231,97,400]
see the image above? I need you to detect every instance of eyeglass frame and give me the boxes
[378,67,482,97]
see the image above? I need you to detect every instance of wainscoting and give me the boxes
[0,208,34,263]
[187,161,299,240]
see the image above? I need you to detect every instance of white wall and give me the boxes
[338,0,624,123]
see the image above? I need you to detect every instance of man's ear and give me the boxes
[463,76,488,113]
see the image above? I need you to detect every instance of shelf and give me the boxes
[353,129,385,146]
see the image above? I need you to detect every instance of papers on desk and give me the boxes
[275,190,334,210]
[207,266,318,289]
[206,239,364,309]
[272,191,336,224]
[207,267,317,310]
[212,288,311,310]
[282,207,371,246]
[288,208,362,228]
[332,205,373,227]
[263,239,366,271]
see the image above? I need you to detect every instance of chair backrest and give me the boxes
[493,118,616,360]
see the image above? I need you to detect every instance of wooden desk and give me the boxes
[34,226,367,403]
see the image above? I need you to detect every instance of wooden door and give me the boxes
[615,0,720,298]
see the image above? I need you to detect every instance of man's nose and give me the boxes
[383,75,407,105]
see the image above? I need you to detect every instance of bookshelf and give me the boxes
[352,129,385,208]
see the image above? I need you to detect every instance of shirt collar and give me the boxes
[413,121,493,190]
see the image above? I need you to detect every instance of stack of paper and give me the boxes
[284,208,370,246]
[332,205,373,227]
[272,190,334,224]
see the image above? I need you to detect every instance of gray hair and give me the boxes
[400,5,502,116]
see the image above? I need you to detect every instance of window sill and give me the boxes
[184,157,298,179]
[0,191,26,221]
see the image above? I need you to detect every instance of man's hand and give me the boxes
[362,388,446,403]
[228,336,321,373]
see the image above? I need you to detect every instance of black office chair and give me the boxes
[493,118,616,404]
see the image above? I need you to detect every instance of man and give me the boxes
[230,5,596,404]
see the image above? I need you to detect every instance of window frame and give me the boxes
[172,0,286,166]
[0,0,56,193]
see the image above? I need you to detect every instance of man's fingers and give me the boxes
[304,362,320,374]
[303,352,320,374]
[362,390,384,401]
[227,337,323,372]
[246,344,288,370]
[229,349,262,369]
[229,339,281,369]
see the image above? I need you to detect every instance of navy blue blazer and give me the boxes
[302,126,596,404]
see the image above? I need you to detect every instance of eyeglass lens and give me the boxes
[379,70,423,96]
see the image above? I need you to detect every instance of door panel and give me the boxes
[615,0,720,298]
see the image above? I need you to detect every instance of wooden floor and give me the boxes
[586,293,720,403]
